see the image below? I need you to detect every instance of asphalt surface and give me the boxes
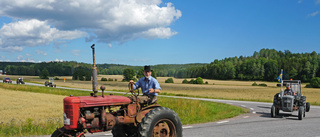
[3,81,320,137]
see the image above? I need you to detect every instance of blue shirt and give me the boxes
[134,76,161,96]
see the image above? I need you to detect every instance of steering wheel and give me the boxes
[127,82,140,96]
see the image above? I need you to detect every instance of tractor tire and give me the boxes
[112,125,138,137]
[271,105,276,118]
[51,128,85,137]
[51,128,64,137]
[139,107,182,137]
[45,81,48,86]
[298,107,304,120]
[306,102,310,112]
[275,107,279,115]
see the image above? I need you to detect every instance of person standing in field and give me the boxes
[129,65,161,104]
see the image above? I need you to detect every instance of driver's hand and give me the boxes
[149,88,154,93]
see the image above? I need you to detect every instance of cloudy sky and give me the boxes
[0,0,319,65]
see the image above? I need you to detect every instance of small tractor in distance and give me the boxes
[271,80,310,120]
[45,77,56,87]
[16,77,25,84]
[51,44,182,137]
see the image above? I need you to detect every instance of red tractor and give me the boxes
[51,44,182,137]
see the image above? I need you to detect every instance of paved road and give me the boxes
[87,98,320,137]
[4,81,320,137]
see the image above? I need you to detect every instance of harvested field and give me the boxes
[0,88,64,123]
[1,75,319,105]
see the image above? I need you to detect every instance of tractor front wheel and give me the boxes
[51,127,85,137]
[298,107,304,120]
[139,107,182,137]
[271,105,276,118]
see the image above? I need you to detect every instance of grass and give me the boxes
[0,83,247,136]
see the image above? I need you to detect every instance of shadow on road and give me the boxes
[256,112,301,120]
[257,106,271,109]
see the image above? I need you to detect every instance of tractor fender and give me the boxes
[136,104,160,123]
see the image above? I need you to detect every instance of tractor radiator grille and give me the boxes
[64,105,75,125]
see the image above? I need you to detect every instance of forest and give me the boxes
[1,48,319,82]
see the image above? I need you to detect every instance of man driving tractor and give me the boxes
[129,65,161,104]
[284,84,295,95]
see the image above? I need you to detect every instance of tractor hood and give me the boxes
[64,95,132,108]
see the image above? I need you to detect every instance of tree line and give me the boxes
[174,49,320,82]
[1,49,319,82]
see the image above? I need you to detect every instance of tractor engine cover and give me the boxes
[63,95,131,130]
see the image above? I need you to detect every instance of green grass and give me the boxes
[0,83,248,136]
[0,118,61,137]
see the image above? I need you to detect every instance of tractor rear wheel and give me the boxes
[139,107,182,137]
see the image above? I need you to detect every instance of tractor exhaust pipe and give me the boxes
[91,44,98,97]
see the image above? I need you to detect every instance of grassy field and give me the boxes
[0,83,247,136]
[2,75,319,105]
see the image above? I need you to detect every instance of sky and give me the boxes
[0,0,319,66]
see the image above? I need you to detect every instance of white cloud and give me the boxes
[108,44,112,48]
[72,50,80,56]
[0,19,87,52]
[298,0,302,4]
[308,11,320,17]
[16,54,35,62]
[36,50,48,56]
[0,46,23,52]
[55,58,63,62]
[26,53,31,57]
[17,55,23,60]
[0,0,181,47]
[142,27,178,39]
[317,0,320,4]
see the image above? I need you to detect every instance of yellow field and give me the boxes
[0,88,64,123]
[1,75,319,105]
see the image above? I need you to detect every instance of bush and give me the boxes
[195,77,203,84]
[182,79,188,84]
[101,78,107,81]
[108,78,113,81]
[205,81,208,84]
[54,77,59,80]
[252,82,258,86]
[310,77,320,88]
[189,79,195,84]
[305,84,312,88]
[165,78,174,83]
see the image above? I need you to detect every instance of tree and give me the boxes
[151,70,157,79]
[264,60,278,81]
[72,69,91,81]
[39,68,49,79]
[136,68,144,79]
[310,77,320,88]
[123,68,136,81]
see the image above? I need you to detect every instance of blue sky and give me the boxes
[0,0,319,66]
